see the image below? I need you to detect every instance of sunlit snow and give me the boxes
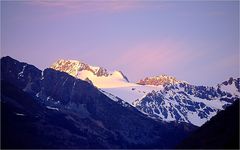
[46,106,59,111]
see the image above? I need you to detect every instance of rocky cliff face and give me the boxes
[137,74,183,86]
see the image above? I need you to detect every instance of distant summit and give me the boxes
[51,59,109,77]
[51,59,129,88]
[137,74,184,86]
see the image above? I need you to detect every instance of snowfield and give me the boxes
[101,84,163,105]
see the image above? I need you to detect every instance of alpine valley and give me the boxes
[1,56,239,149]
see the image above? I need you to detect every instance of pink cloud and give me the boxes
[116,40,196,68]
[113,39,205,78]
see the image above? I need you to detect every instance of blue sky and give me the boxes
[1,1,239,86]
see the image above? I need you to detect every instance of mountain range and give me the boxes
[1,56,195,149]
[1,56,239,149]
[51,59,239,126]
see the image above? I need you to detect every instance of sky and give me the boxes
[1,0,239,86]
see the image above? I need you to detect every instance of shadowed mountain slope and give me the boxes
[177,100,239,149]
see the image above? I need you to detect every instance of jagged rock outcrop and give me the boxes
[137,74,183,86]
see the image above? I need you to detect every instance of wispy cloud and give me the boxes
[28,0,166,15]
[33,1,137,11]
[34,0,141,11]
[113,39,204,78]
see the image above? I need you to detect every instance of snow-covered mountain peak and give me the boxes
[133,77,239,126]
[137,74,184,86]
[51,59,129,88]
[51,59,110,77]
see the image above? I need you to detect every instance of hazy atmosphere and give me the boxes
[1,1,239,85]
